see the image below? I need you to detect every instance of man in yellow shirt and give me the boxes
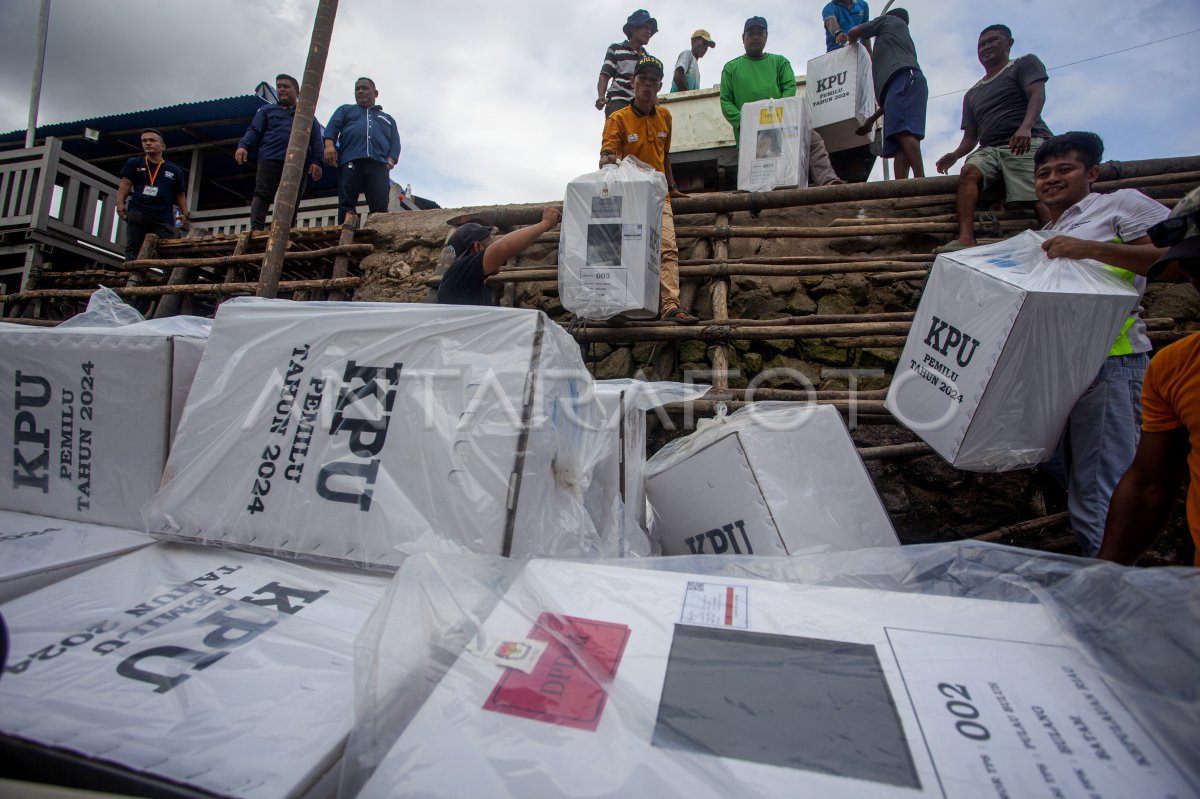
[600,55,697,323]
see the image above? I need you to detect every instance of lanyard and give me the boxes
[144,156,163,187]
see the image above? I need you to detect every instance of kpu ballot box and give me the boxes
[0,318,207,528]
[0,509,152,604]
[806,43,876,152]
[559,158,666,321]
[0,544,389,799]
[885,232,1140,471]
[145,300,611,571]
[644,403,897,555]
[353,556,1196,798]
[737,96,810,192]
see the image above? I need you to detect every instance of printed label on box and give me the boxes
[680,582,749,629]
[622,224,643,241]
[483,613,631,731]
[475,637,549,674]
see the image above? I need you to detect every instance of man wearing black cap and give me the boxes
[600,55,697,323]
[437,208,562,306]
[719,17,843,186]
[1101,186,1200,567]
[597,9,658,117]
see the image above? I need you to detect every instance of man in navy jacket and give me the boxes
[323,77,401,224]
[235,74,324,231]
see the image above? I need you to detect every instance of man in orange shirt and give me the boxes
[1100,186,1200,566]
[600,55,697,323]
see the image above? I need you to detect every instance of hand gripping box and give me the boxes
[0,509,152,604]
[145,300,612,571]
[0,544,388,799]
[806,43,876,152]
[348,553,1198,799]
[644,403,897,556]
[737,96,810,192]
[0,318,209,528]
[885,232,1140,471]
[559,158,666,321]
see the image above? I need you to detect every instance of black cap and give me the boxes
[634,55,665,78]
[447,223,491,256]
[744,16,768,32]
[623,9,659,37]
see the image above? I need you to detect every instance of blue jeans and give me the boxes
[1041,353,1148,556]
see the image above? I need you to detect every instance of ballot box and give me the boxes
[885,232,1140,471]
[806,43,876,152]
[736,95,810,192]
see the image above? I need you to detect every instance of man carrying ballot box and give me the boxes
[1033,131,1173,557]
[600,55,698,323]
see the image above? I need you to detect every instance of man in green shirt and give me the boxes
[719,16,843,185]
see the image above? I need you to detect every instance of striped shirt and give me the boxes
[601,42,652,104]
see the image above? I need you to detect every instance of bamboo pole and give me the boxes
[0,318,59,327]
[223,230,253,284]
[0,278,360,302]
[682,253,933,265]
[127,243,371,270]
[672,219,1033,239]
[972,512,1069,544]
[710,213,731,393]
[259,0,338,298]
[675,398,892,415]
[123,233,160,289]
[869,271,930,285]
[327,212,358,302]
[858,442,935,460]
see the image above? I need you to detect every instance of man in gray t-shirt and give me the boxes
[934,24,1053,251]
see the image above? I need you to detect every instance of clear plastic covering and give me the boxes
[0,509,151,604]
[559,157,666,321]
[644,403,897,555]
[585,380,711,556]
[886,231,1140,471]
[57,286,146,329]
[736,96,811,192]
[145,300,622,572]
[0,543,389,798]
[0,315,209,528]
[806,43,877,152]
[341,543,1200,798]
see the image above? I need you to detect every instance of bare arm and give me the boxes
[1009,79,1046,155]
[482,207,562,274]
[116,178,133,219]
[936,124,979,174]
[1098,428,1190,564]
[596,75,611,110]
[664,155,685,199]
[1041,234,1174,276]
[825,15,848,46]
[673,66,688,92]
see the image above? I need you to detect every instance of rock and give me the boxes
[855,348,902,368]
[678,340,708,363]
[816,292,857,316]
[1144,283,1200,323]
[829,235,882,255]
[590,343,614,359]
[760,338,794,355]
[796,339,849,366]
[741,351,764,373]
[595,347,633,379]
[786,290,817,314]
[632,341,658,363]
[759,355,820,387]
[731,287,788,318]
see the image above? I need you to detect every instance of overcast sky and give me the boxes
[1,0,1198,208]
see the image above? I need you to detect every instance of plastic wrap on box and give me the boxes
[644,403,897,555]
[806,43,876,152]
[737,96,810,192]
[145,300,618,572]
[885,232,1140,471]
[0,509,152,604]
[341,544,1200,798]
[586,381,711,555]
[57,286,146,329]
[0,317,210,528]
[559,158,666,321]
[0,543,388,799]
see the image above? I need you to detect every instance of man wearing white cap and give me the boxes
[672,30,716,93]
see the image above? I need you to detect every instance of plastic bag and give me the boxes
[737,96,810,192]
[58,286,145,328]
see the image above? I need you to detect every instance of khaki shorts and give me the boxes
[964,138,1045,204]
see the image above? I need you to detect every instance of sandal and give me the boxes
[661,307,699,324]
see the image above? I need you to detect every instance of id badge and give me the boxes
[141,185,159,197]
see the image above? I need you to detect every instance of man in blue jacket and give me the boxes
[324,77,401,224]
[235,74,324,231]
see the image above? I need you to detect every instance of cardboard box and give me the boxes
[737,96,810,191]
[559,159,665,321]
[0,509,152,604]
[0,320,207,528]
[885,232,1140,471]
[645,404,897,555]
[145,301,610,571]
[0,544,388,799]
[806,44,876,153]
[356,558,1194,798]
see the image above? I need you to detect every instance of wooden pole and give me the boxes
[258,0,338,298]
[972,512,1070,544]
[223,230,253,284]
[129,243,371,270]
[710,213,731,393]
[0,278,360,301]
[123,233,161,289]
[326,212,358,301]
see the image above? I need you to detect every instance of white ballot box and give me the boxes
[0,509,152,604]
[347,551,1197,799]
[0,318,208,528]
[737,96,810,192]
[644,403,897,555]
[0,544,388,799]
[145,300,613,571]
[806,43,876,152]
[886,232,1140,471]
[560,158,666,321]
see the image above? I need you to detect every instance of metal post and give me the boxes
[25,0,51,149]
[258,0,339,298]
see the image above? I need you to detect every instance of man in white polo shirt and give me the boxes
[1033,131,1174,556]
